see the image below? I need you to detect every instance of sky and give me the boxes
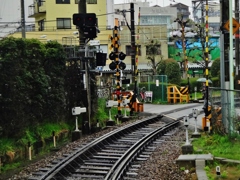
[0,0,33,24]
[0,0,33,38]
[114,0,191,7]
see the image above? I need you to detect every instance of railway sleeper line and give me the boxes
[28,108,198,180]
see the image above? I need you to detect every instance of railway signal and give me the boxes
[72,13,98,39]
[108,26,127,118]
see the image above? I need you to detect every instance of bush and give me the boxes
[211,58,220,77]
[157,59,181,85]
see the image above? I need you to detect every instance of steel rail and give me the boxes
[29,114,161,180]
[29,104,201,180]
[105,119,180,180]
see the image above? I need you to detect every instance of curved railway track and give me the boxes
[28,107,197,180]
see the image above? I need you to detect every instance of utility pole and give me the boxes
[130,3,136,90]
[220,0,229,128]
[78,0,86,46]
[20,0,26,38]
[204,0,210,128]
[77,0,91,133]
[235,0,240,89]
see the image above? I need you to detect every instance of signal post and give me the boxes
[72,12,101,134]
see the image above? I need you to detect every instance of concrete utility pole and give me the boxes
[229,0,235,132]
[235,0,240,89]
[20,0,26,38]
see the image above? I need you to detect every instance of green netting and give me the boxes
[138,75,168,102]
[168,45,220,61]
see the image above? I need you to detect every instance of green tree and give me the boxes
[157,58,181,85]
[146,39,163,75]
[211,57,220,77]
[0,37,67,137]
[44,41,66,121]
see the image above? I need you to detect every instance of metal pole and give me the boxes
[78,0,86,46]
[78,1,91,133]
[85,42,91,132]
[229,0,235,132]
[185,127,190,145]
[20,0,26,38]
[130,3,136,89]
[235,0,240,90]
[204,0,210,130]
[75,116,80,131]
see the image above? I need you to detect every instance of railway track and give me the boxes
[28,107,197,180]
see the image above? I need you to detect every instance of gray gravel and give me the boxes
[4,119,197,180]
[136,127,197,180]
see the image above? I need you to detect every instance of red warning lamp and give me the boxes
[72,14,85,28]
[85,13,96,26]
[72,13,96,28]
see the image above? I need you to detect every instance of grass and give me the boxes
[0,138,16,154]
[192,133,240,179]
[0,121,71,174]
[192,133,240,160]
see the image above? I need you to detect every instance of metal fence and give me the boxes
[96,75,168,103]
[137,75,168,102]
[210,87,240,134]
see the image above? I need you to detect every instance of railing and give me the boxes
[210,87,240,134]
[28,4,35,17]
[28,1,46,17]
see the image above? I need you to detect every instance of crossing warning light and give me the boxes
[72,13,96,27]
[119,52,126,60]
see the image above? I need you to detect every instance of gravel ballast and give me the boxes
[2,119,197,180]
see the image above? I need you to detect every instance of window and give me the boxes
[141,16,167,25]
[56,0,70,4]
[87,0,97,4]
[75,0,97,4]
[120,21,125,26]
[146,45,161,55]
[126,45,141,56]
[38,20,44,31]
[57,18,71,29]
[37,0,44,6]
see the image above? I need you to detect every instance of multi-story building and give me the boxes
[169,3,190,21]
[8,0,172,84]
[192,1,220,32]
[25,0,112,45]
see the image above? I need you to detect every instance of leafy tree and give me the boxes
[211,57,220,77]
[0,37,67,137]
[145,39,163,75]
[169,23,220,78]
[157,58,181,85]
[44,41,66,121]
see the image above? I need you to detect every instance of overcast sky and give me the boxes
[114,0,191,7]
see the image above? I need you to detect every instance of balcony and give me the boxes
[28,1,46,18]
